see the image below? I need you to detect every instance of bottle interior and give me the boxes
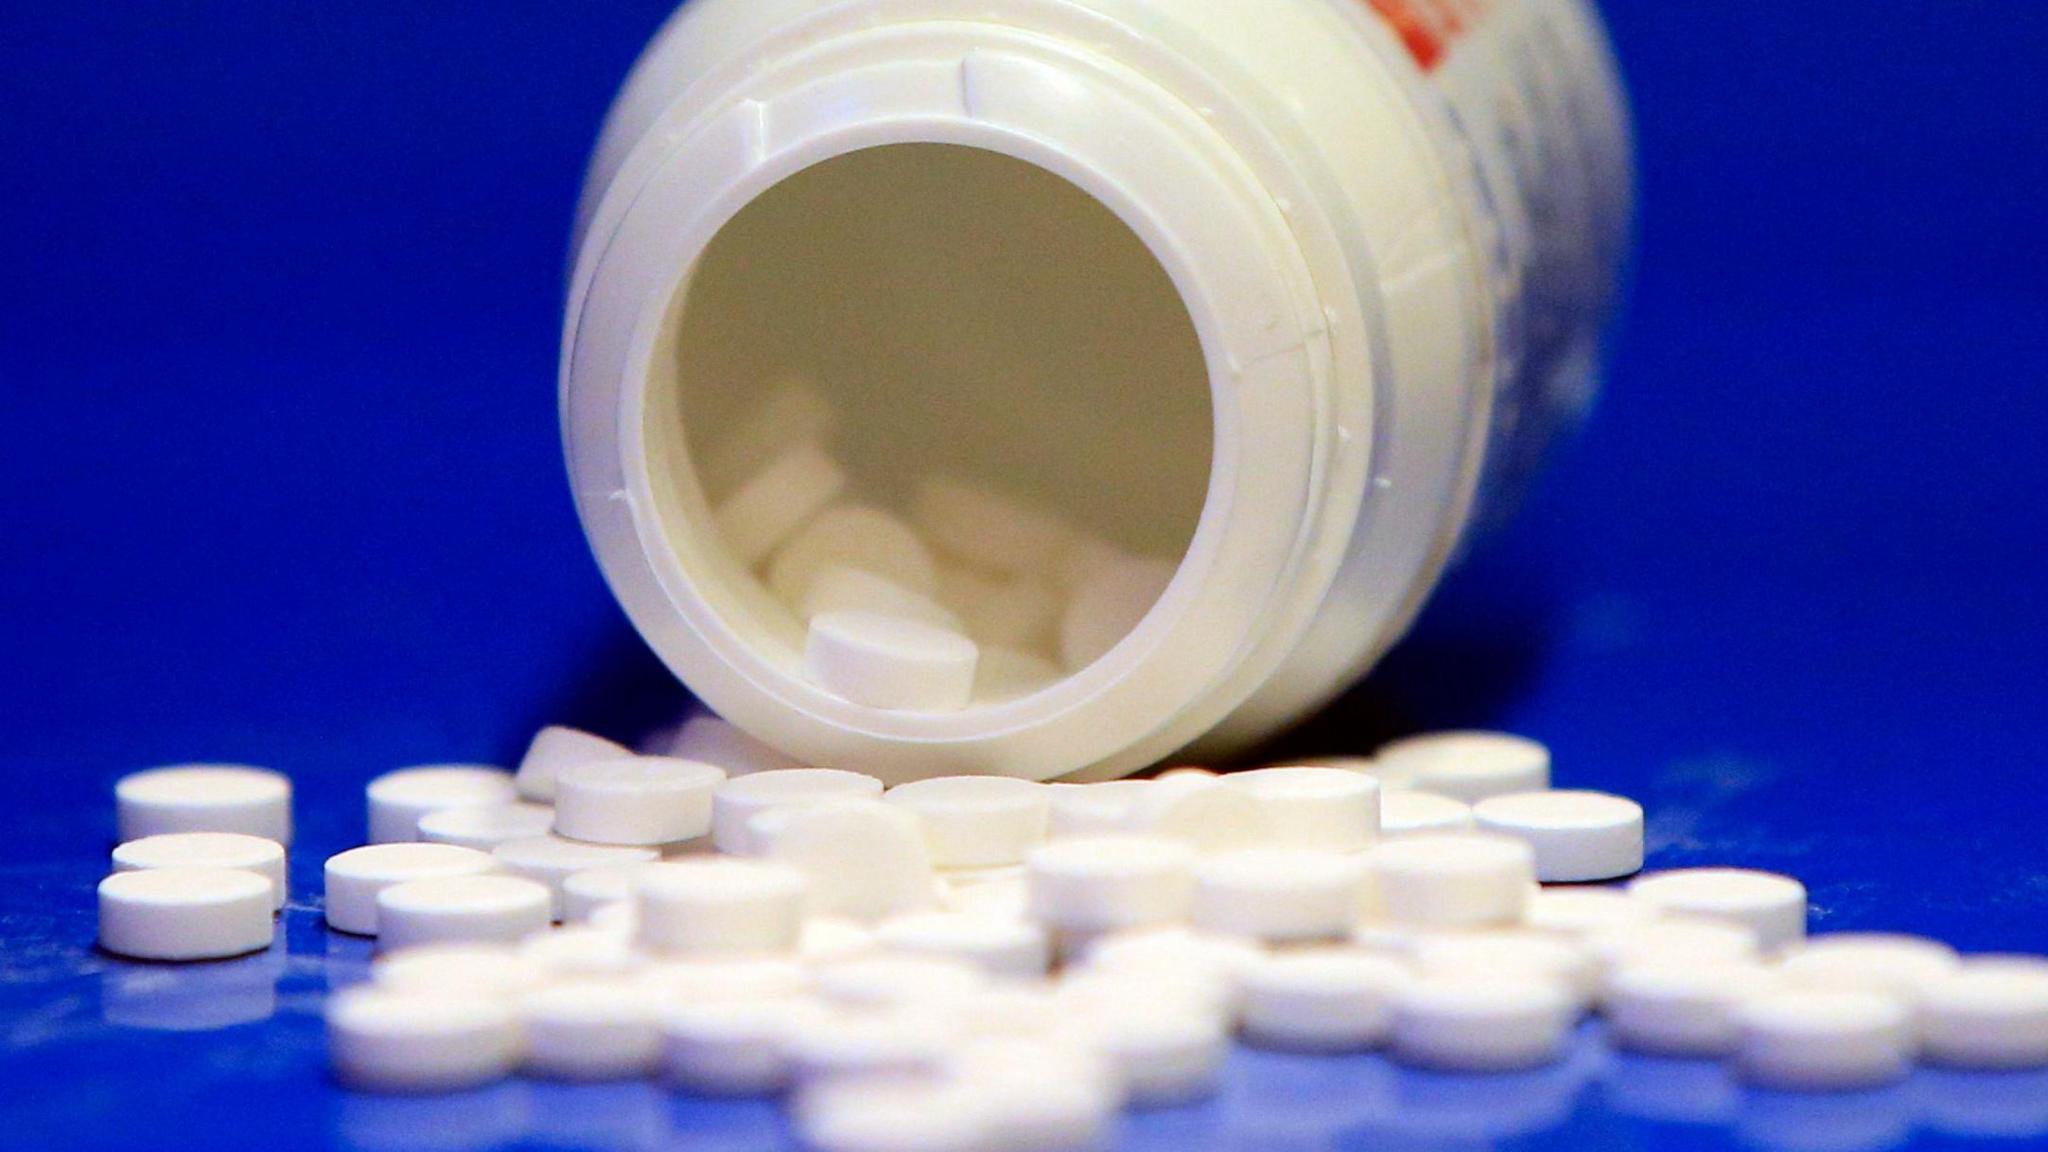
[644,143,1215,711]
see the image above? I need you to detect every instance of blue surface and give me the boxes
[4,2,2048,1149]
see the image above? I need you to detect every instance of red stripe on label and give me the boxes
[1362,0,1489,71]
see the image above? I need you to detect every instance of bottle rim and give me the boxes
[563,22,1347,782]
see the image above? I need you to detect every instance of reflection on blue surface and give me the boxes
[336,1082,793,1152]
[1121,1025,2048,1152]
[1912,1068,2048,1142]
[51,919,2048,1152]
[323,924,378,992]
[522,1082,673,1150]
[1604,1053,1744,1126]
[335,1084,534,1152]
[1738,1086,1917,1152]
[1376,1037,1606,1143]
[99,940,287,1031]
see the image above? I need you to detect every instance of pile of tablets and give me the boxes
[99,727,2048,1152]
[99,766,294,961]
[702,383,1179,712]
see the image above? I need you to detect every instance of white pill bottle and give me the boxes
[564,0,1633,784]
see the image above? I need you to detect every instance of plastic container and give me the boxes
[563,0,1633,784]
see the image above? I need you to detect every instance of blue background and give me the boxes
[4,2,2047,1149]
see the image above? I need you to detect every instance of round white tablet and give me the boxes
[513,725,633,802]
[942,862,1028,891]
[550,757,724,847]
[372,943,550,1000]
[785,1009,966,1085]
[1220,767,1382,854]
[1297,755,1418,792]
[1192,849,1370,944]
[954,986,1066,1039]
[1350,921,1431,958]
[1389,971,1575,1072]
[768,504,940,605]
[374,874,552,951]
[938,870,1029,924]
[1411,930,1599,1007]
[948,1037,1120,1151]
[794,1072,990,1152]
[365,765,517,845]
[327,986,519,1092]
[885,776,1051,869]
[754,800,937,923]
[112,832,287,910]
[1378,790,1475,837]
[1057,1001,1229,1106]
[936,568,1061,654]
[1473,790,1645,882]
[1586,918,1763,982]
[98,868,274,961]
[1026,835,1196,935]
[713,441,847,568]
[812,954,991,1011]
[653,714,812,778]
[1056,531,1125,594]
[1238,949,1411,1052]
[587,900,635,936]
[697,379,837,501]
[805,611,980,713]
[324,843,500,936]
[635,858,808,957]
[1735,990,1914,1091]
[801,916,882,963]
[1069,936,1254,1022]
[520,981,663,1080]
[518,926,644,979]
[911,475,1075,581]
[1118,776,1273,855]
[1606,960,1789,1057]
[489,835,660,921]
[1046,781,1154,839]
[1374,732,1551,804]
[712,769,884,854]
[115,765,293,846]
[802,566,964,632]
[1523,886,1662,938]
[559,862,654,923]
[875,913,1051,981]
[1919,955,2048,1070]
[1059,555,1178,672]
[637,957,810,1004]
[1628,868,1809,952]
[1366,833,1535,928]
[1057,963,1235,1022]
[416,803,555,852]
[663,997,828,1096]
[1777,933,1961,1005]
[1075,927,1267,998]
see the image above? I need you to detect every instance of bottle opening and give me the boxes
[643,143,1215,713]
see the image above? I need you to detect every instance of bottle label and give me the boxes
[1356,0,1632,534]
